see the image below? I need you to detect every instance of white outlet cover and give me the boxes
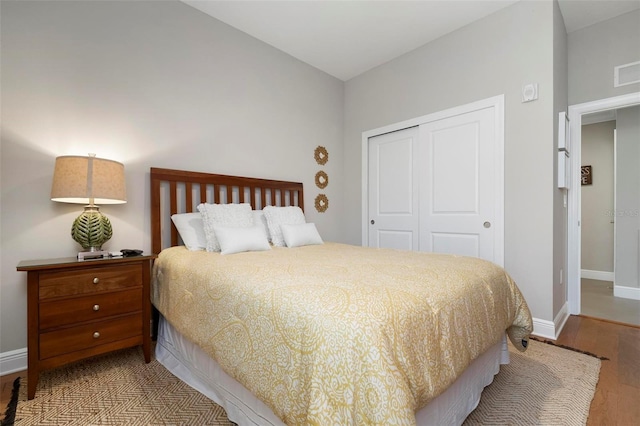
[522,83,538,102]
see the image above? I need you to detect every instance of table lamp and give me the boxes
[51,154,127,260]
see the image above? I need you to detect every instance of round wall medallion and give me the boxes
[315,171,329,189]
[314,194,329,213]
[314,146,329,165]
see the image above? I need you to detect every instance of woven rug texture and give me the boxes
[12,340,600,425]
[463,340,601,425]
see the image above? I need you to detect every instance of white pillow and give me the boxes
[263,206,306,247]
[170,213,206,251]
[281,223,323,247]
[252,210,270,241]
[197,203,253,252]
[213,225,271,255]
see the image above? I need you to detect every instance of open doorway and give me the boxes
[580,112,639,325]
[568,92,640,326]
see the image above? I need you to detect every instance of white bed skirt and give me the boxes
[155,315,509,426]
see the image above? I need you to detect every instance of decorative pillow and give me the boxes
[170,213,206,251]
[213,225,271,255]
[281,223,323,247]
[263,206,306,247]
[197,203,253,252]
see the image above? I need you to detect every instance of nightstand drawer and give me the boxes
[40,313,143,359]
[39,264,142,300]
[39,289,143,329]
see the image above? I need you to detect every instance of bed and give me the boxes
[149,167,533,426]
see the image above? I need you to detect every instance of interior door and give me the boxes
[418,106,497,262]
[367,127,419,250]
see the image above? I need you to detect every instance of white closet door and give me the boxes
[367,127,419,250]
[418,106,497,262]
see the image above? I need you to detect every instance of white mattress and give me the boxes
[155,315,509,426]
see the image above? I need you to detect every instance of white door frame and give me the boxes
[361,95,505,266]
[567,92,640,314]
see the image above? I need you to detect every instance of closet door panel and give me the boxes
[419,107,496,262]
[367,127,419,250]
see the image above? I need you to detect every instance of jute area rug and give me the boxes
[7,340,600,425]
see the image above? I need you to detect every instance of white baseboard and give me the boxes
[0,347,27,376]
[613,284,640,300]
[531,302,569,340]
[581,269,615,282]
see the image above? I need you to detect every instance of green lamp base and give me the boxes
[71,205,113,259]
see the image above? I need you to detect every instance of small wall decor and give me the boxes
[314,146,329,165]
[581,165,592,185]
[315,171,328,189]
[315,194,329,213]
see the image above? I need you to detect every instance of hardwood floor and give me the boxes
[2,315,638,424]
[556,315,640,426]
[0,369,24,417]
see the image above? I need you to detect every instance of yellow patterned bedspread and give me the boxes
[152,243,532,425]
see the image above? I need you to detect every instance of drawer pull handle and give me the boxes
[93,304,100,311]
[93,277,100,284]
[93,331,100,339]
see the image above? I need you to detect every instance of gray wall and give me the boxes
[567,9,640,299]
[581,121,615,273]
[568,9,640,105]
[615,106,640,289]
[0,0,344,354]
[552,0,569,318]
[344,0,558,322]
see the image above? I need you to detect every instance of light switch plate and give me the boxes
[522,83,538,102]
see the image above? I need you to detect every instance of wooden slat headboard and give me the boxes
[150,167,304,254]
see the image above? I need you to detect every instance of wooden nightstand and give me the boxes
[17,254,156,400]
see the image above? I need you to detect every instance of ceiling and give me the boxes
[181,0,640,81]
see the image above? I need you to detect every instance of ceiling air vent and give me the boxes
[614,61,640,87]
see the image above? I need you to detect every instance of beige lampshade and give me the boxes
[51,155,127,205]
